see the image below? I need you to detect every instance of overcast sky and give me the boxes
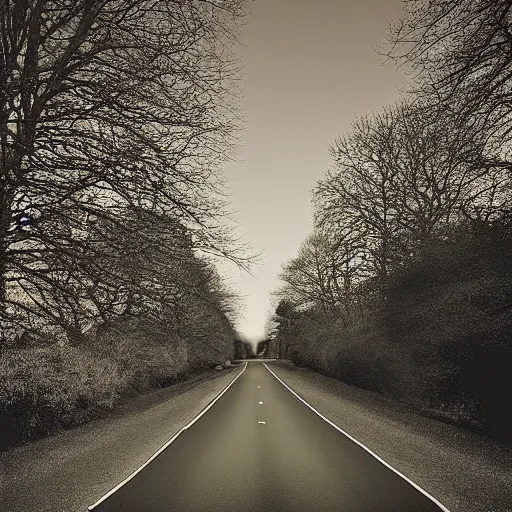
[225,0,407,342]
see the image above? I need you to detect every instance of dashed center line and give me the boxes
[258,401,264,404]
[258,421,266,424]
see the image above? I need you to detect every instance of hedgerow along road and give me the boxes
[87,361,449,512]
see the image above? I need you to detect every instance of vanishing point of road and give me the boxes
[88,361,448,512]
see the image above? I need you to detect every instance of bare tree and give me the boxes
[384,0,512,173]
[314,102,502,282]
[0,0,249,340]
[315,110,404,279]
[277,229,365,318]
[277,232,338,313]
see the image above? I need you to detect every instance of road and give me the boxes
[89,361,447,512]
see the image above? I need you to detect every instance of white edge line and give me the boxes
[87,362,247,510]
[263,363,451,512]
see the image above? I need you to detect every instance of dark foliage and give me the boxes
[274,220,512,442]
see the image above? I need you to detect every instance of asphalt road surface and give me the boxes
[89,361,447,512]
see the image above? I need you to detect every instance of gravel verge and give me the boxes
[267,361,512,512]
[0,366,243,512]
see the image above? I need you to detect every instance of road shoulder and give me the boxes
[267,361,512,512]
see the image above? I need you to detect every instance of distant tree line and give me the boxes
[270,0,512,443]
[0,0,249,449]
[234,338,255,360]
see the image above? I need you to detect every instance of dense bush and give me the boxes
[383,222,512,441]
[1,344,128,450]
[277,222,512,443]
[0,316,235,450]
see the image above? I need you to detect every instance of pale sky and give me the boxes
[224,0,407,342]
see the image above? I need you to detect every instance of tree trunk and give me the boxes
[0,147,9,307]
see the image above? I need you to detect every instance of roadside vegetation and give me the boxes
[269,0,512,443]
[0,0,250,450]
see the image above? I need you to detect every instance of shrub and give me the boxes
[282,222,512,442]
[0,325,193,450]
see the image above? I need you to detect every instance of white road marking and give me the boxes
[87,363,248,510]
[263,363,451,512]
[258,401,264,404]
[258,421,266,424]
[257,385,260,388]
